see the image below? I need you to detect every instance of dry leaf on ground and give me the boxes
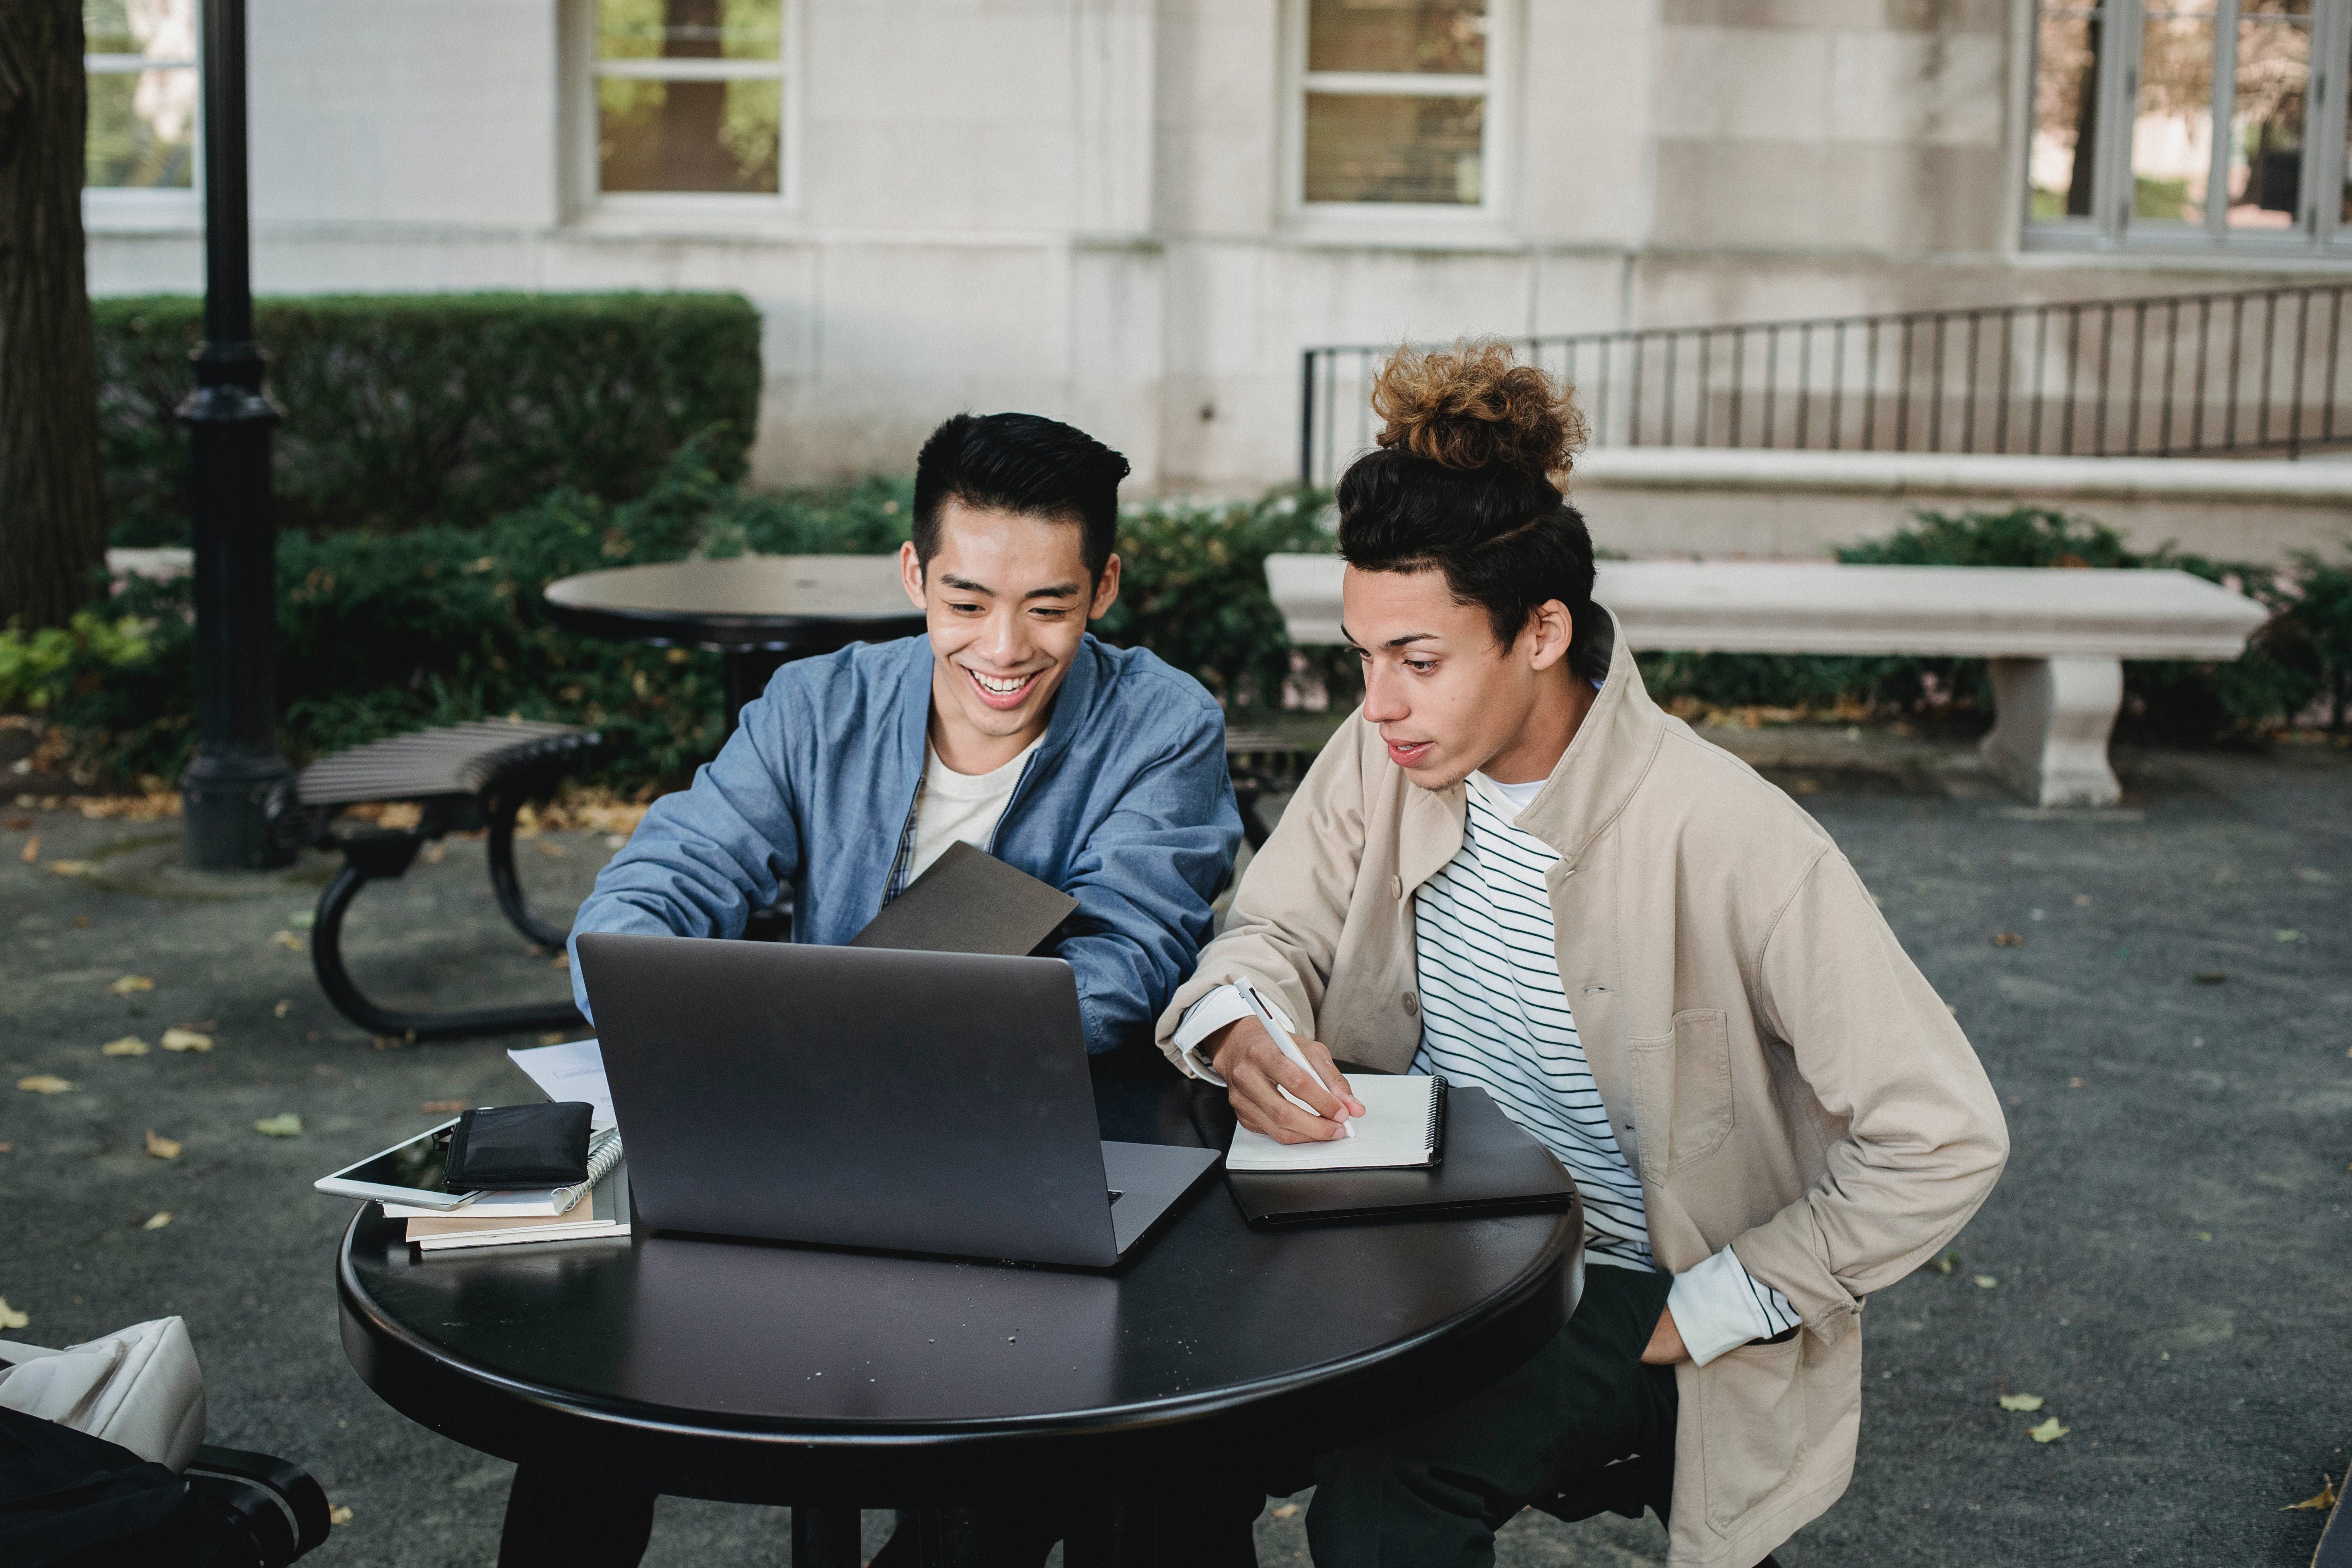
[17,835,38,863]
[2283,1475,2339,1512]
[253,1113,303,1137]
[535,840,566,858]
[48,861,91,876]
[108,975,154,995]
[1271,1504,1298,1520]
[1992,932,2024,947]
[140,1211,171,1231]
[549,953,570,970]
[160,1028,212,1053]
[144,1130,182,1160]
[537,1031,565,1045]
[420,1100,467,1113]
[3,815,30,831]
[329,1505,354,1526]
[102,1036,150,1057]
[1999,1393,2045,1412]
[273,999,292,1017]
[2275,929,2303,942]
[1974,1274,1999,1289]
[0,1298,27,1330]
[270,931,304,952]
[2027,1416,2069,1443]
[16,1075,73,1094]
[1926,1250,1959,1275]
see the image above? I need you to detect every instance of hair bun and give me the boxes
[1369,339,1584,481]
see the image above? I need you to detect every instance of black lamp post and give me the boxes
[178,0,291,869]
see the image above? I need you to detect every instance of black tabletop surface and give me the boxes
[338,1048,1581,1506]
[542,555,927,653]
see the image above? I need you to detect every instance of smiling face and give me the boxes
[900,498,1122,774]
[1343,563,1586,790]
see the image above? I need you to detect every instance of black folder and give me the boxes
[849,841,1079,956]
[1192,1081,1581,1229]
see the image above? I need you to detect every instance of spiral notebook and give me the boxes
[1223,1074,1447,1172]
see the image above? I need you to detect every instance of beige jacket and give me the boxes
[1156,611,2008,1568]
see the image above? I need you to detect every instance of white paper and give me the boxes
[507,1038,615,1129]
[1224,1075,1442,1172]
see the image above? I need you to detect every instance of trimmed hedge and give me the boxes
[95,292,762,545]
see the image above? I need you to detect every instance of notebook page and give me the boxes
[1225,1075,1440,1172]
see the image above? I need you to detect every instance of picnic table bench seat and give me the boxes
[1265,556,2271,809]
[266,719,601,1041]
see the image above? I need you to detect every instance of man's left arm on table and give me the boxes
[1687,848,2011,1354]
[1050,712,1243,1055]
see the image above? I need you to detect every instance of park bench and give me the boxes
[1263,556,2271,808]
[266,719,601,1041]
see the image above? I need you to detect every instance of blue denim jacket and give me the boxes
[567,633,1242,1054]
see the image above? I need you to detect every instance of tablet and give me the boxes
[313,1118,481,1210]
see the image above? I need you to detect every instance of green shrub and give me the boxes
[95,292,762,545]
[1640,507,2349,741]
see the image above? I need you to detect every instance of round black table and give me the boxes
[337,1050,1582,1566]
[543,555,927,735]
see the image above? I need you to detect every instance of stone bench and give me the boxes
[1263,556,2271,808]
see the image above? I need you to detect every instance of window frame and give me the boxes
[81,3,203,223]
[1280,0,1517,231]
[2024,0,2352,256]
[567,0,801,222]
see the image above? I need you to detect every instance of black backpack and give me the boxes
[0,1405,240,1568]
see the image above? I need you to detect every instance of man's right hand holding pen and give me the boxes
[1205,1013,1366,1143]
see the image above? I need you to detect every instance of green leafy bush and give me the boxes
[95,292,762,545]
[1639,507,2350,741]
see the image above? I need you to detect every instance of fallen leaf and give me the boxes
[71,915,89,928]
[1992,931,2024,947]
[253,1113,303,1138]
[1926,1250,1960,1275]
[144,1130,182,1160]
[108,975,154,995]
[2027,1416,2069,1443]
[420,841,447,865]
[0,1143,11,1152]
[16,1075,73,1094]
[2193,971,2227,984]
[2067,1077,2086,1088]
[537,1031,565,1045]
[102,1036,150,1057]
[420,1100,467,1114]
[273,999,292,1017]
[1974,1274,1999,1289]
[140,1211,172,1231]
[549,953,570,970]
[3,815,29,831]
[1999,1393,2046,1412]
[48,860,91,876]
[2073,894,2092,906]
[2194,1230,2213,1242]
[17,834,38,863]
[605,834,626,850]
[2283,1475,2339,1512]
[270,931,304,952]
[1271,1504,1298,1520]
[288,910,315,929]
[329,1505,354,1526]
[2274,929,2303,942]
[535,840,566,858]
[160,1027,212,1053]
[0,1298,27,1330]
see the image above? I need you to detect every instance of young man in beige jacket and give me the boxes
[1158,345,2008,1568]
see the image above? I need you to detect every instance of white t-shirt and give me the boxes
[906,736,1043,883]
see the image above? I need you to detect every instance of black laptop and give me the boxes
[576,933,1220,1269]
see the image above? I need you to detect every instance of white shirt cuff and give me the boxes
[1171,982,1307,1085]
[1667,1244,1804,1367]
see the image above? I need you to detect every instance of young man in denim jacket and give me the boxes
[514,413,1242,1568]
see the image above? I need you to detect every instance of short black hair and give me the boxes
[1335,453,1603,679]
[912,412,1131,580]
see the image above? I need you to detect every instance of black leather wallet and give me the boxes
[441,1102,595,1192]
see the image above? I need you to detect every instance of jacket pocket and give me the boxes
[1695,1332,1807,1532]
[1628,1007,1734,1176]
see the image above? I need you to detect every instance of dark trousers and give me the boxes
[1306,1263,1680,1568]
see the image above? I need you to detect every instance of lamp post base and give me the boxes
[183,746,294,870]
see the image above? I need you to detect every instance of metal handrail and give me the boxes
[1298,283,2352,486]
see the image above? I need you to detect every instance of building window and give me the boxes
[1293,0,1502,215]
[592,0,785,197]
[84,0,199,193]
[2028,0,2352,249]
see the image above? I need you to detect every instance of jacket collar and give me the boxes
[1507,605,1665,866]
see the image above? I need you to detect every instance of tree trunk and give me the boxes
[0,1,107,632]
